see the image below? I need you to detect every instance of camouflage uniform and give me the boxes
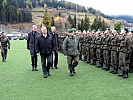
[0,35,10,62]
[102,34,111,71]
[118,35,133,78]
[95,33,103,68]
[109,34,120,74]
[90,33,96,65]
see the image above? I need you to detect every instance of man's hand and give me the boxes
[36,53,39,56]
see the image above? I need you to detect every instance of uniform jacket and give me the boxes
[63,35,81,56]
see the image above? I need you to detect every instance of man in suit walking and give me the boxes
[27,25,40,71]
[36,26,53,78]
[50,26,59,69]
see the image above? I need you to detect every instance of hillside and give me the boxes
[30,7,113,27]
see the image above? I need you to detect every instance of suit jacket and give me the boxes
[27,31,40,56]
[36,33,53,56]
[49,32,59,53]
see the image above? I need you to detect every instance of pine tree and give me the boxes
[83,14,90,31]
[42,9,51,30]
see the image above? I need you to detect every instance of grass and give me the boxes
[0,40,133,100]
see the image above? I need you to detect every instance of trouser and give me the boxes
[31,54,37,68]
[119,52,129,71]
[67,55,79,70]
[41,54,52,75]
[103,49,110,67]
[1,46,8,61]
[51,51,58,67]
[111,50,118,69]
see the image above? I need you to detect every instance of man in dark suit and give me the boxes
[27,25,40,71]
[50,26,59,69]
[36,26,53,78]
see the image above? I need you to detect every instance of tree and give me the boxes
[114,20,122,31]
[80,18,84,32]
[83,14,90,31]
[42,9,51,30]
[51,17,55,26]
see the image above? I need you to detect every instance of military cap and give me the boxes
[72,28,76,32]
[67,29,74,33]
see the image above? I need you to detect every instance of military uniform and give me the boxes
[118,34,133,78]
[95,32,103,68]
[63,29,81,76]
[109,34,120,74]
[90,33,97,65]
[0,34,10,62]
[102,33,111,71]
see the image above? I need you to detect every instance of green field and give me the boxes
[1,40,133,100]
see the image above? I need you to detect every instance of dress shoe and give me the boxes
[43,74,48,78]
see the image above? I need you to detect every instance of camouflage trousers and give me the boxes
[111,50,118,68]
[103,49,110,66]
[119,52,130,71]
[67,55,79,70]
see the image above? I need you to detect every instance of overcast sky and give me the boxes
[66,0,133,15]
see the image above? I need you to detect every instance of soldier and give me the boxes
[90,30,97,65]
[27,25,40,71]
[86,31,92,63]
[102,29,111,71]
[109,29,120,74]
[118,28,133,78]
[95,30,103,68]
[0,32,10,62]
[82,30,87,61]
[128,30,133,73]
[63,28,81,76]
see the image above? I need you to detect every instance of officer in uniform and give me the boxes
[118,28,133,78]
[63,28,81,76]
[0,32,10,62]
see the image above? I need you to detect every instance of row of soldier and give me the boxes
[59,28,133,78]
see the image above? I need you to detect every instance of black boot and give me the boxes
[123,71,128,78]
[109,68,115,73]
[105,66,110,71]
[118,70,125,77]
[112,68,118,74]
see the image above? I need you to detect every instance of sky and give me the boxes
[65,0,133,16]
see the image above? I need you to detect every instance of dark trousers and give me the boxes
[41,54,52,75]
[31,54,37,68]
[52,51,58,67]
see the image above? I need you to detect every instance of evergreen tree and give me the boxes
[114,20,122,31]
[42,9,51,30]
[83,14,90,31]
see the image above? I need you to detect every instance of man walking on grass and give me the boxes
[63,28,81,76]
